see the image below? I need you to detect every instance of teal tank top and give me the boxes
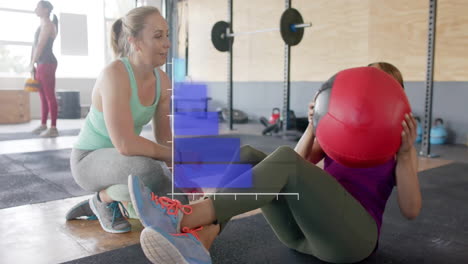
[74,57,161,150]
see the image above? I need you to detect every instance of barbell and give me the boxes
[211,8,311,52]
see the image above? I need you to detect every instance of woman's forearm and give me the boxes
[294,123,326,164]
[395,148,422,219]
[294,123,314,157]
[117,135,172,162]
[154,125,172,148]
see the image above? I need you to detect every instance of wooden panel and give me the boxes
[0,90,31,124]
[293,0,370,81]
[369,1,428,81]
[369,0,468,82]
[188,0,370,82]
[434,0,468,81]
[231,0,284,82]
[188,0,227,82]
[188,0,468,82]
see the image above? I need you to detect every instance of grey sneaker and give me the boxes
[32,125,47,135]
[65,199,97,220]
[128,174,192,233]
[140,226,211,264]
[89,193,131,233]
[40,127,59,137]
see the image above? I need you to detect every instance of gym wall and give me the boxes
[182,0,468,144]
[369,0,468,81]
[185,0,468,81]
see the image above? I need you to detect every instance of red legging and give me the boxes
[36,63,58,126]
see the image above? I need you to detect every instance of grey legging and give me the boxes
[70,148,188,205]
[211,145,378,263]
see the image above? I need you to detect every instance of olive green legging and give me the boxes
[210,145,378,263]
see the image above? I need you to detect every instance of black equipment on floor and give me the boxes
[57,90,81,119]
[218,108,249,124]
[260,110,306,140]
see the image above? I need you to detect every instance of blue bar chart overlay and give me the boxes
[173,82,252,189]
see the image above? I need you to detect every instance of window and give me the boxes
[0,7,37,76]
[104,0,134,19]
[0,11,37,43]
[0,0,124,78]
[0,0,38,11]
[0,0,160,78]
[0,45,31,74]
[103,0,135,64]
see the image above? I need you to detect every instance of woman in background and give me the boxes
[30,0,59,137]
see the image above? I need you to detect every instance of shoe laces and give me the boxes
[172,226,203,241]
[151,194,193,216]
[107,201,129,226]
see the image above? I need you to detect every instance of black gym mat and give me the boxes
[0,129,81,141]
[64,163,468,264]
[0,149,91,209]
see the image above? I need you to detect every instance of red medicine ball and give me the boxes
[313,67,411,168]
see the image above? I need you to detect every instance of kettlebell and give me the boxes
[269,108,281,124]
[24,78,40,92]
[430,118,447,145]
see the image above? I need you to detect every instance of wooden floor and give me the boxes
[0,157,453,264]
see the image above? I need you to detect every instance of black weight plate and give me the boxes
[211,21,232,52]
[280,8,304,46]
[221,108,248,124]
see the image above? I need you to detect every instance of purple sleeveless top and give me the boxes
[34,27,57,64]
[323,155,396,235]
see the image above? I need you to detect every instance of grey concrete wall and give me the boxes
[405,82,468,145]
[205,81,468,144]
